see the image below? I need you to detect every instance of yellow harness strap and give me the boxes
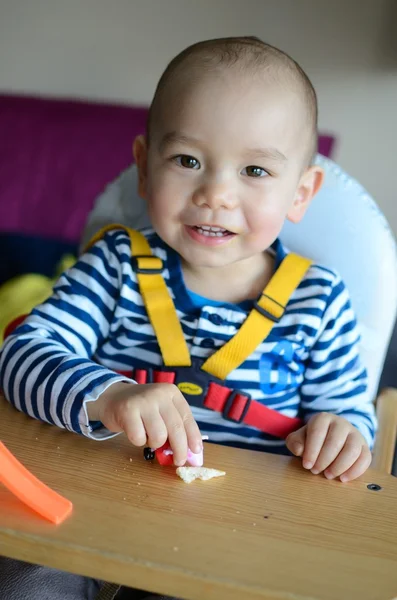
[86,225,312,376]
[201,253,312,379]
[85,224,191,367]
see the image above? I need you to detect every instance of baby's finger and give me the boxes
[286,426,306,457]
[160,406,188,466]
[172,390,202,454]
[311,421,347,474]
[323,433,362,479]
[142,411,168,450]
[339,447,372,483]
[184,414,203,456]
[124,414,147,447]
[302,415,330,470]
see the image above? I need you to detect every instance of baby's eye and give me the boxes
[242,165,268,178]
[173,155,200,169]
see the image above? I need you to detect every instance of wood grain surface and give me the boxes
[1,398,396,600]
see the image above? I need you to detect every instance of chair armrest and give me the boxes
[372,387,397,474]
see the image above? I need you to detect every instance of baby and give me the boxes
[0,36,376,600]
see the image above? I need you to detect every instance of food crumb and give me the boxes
[123,497,126,501]
[130,458,133,462]
[137,482,141,486]
[173,547,179,552]
[236,511,240,514]
[232,529,237,533]
[253,523,256,526]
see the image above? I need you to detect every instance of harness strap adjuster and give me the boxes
[253,293,285,323]
[222,390,251,423]
[132,255,163,275]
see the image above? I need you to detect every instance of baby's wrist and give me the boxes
[86,381,131,421]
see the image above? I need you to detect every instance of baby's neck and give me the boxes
[181,252,274,304]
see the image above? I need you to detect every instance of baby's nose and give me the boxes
[193,180,236,210]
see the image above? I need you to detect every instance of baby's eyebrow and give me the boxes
[159,132,200,152]
[246,147,288,163]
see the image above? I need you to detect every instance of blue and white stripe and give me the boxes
[0,228,376,450]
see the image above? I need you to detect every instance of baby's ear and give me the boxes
[287,165,324,224]
[133,135,148,199]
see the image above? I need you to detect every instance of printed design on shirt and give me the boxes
[259,340,304,394]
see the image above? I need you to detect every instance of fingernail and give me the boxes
[340,475,348,483]
[311,468,320,475]
[324,470,334,479]
[303,461,313,469]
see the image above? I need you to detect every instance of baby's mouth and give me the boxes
[192,225,234,237]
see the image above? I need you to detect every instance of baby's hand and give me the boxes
[87,382,202,466]
[286,413,371,482]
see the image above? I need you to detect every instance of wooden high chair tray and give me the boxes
[0,398,396,600]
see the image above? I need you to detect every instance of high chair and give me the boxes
[82,154,397,474]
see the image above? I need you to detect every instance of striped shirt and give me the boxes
[0,228,376,451]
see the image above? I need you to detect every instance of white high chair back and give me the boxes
[281,155,397,400]
[82,155,397,400]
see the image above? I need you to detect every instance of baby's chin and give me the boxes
[178,247,252,272]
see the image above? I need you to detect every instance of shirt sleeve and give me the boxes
[0,230,134,439]
[299,273,377,449]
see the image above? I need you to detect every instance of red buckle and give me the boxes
[134,369,147,384]
[205,382,251,424]
[129,368,176,385]
[153,371,176,384]
[222,390,251,423]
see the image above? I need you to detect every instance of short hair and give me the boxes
[147,36,318,165]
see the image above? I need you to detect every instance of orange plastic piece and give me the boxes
[0,441,73,524]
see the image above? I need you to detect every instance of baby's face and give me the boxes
[136,71,319,271]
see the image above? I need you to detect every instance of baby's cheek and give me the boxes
[249,216,284,250]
